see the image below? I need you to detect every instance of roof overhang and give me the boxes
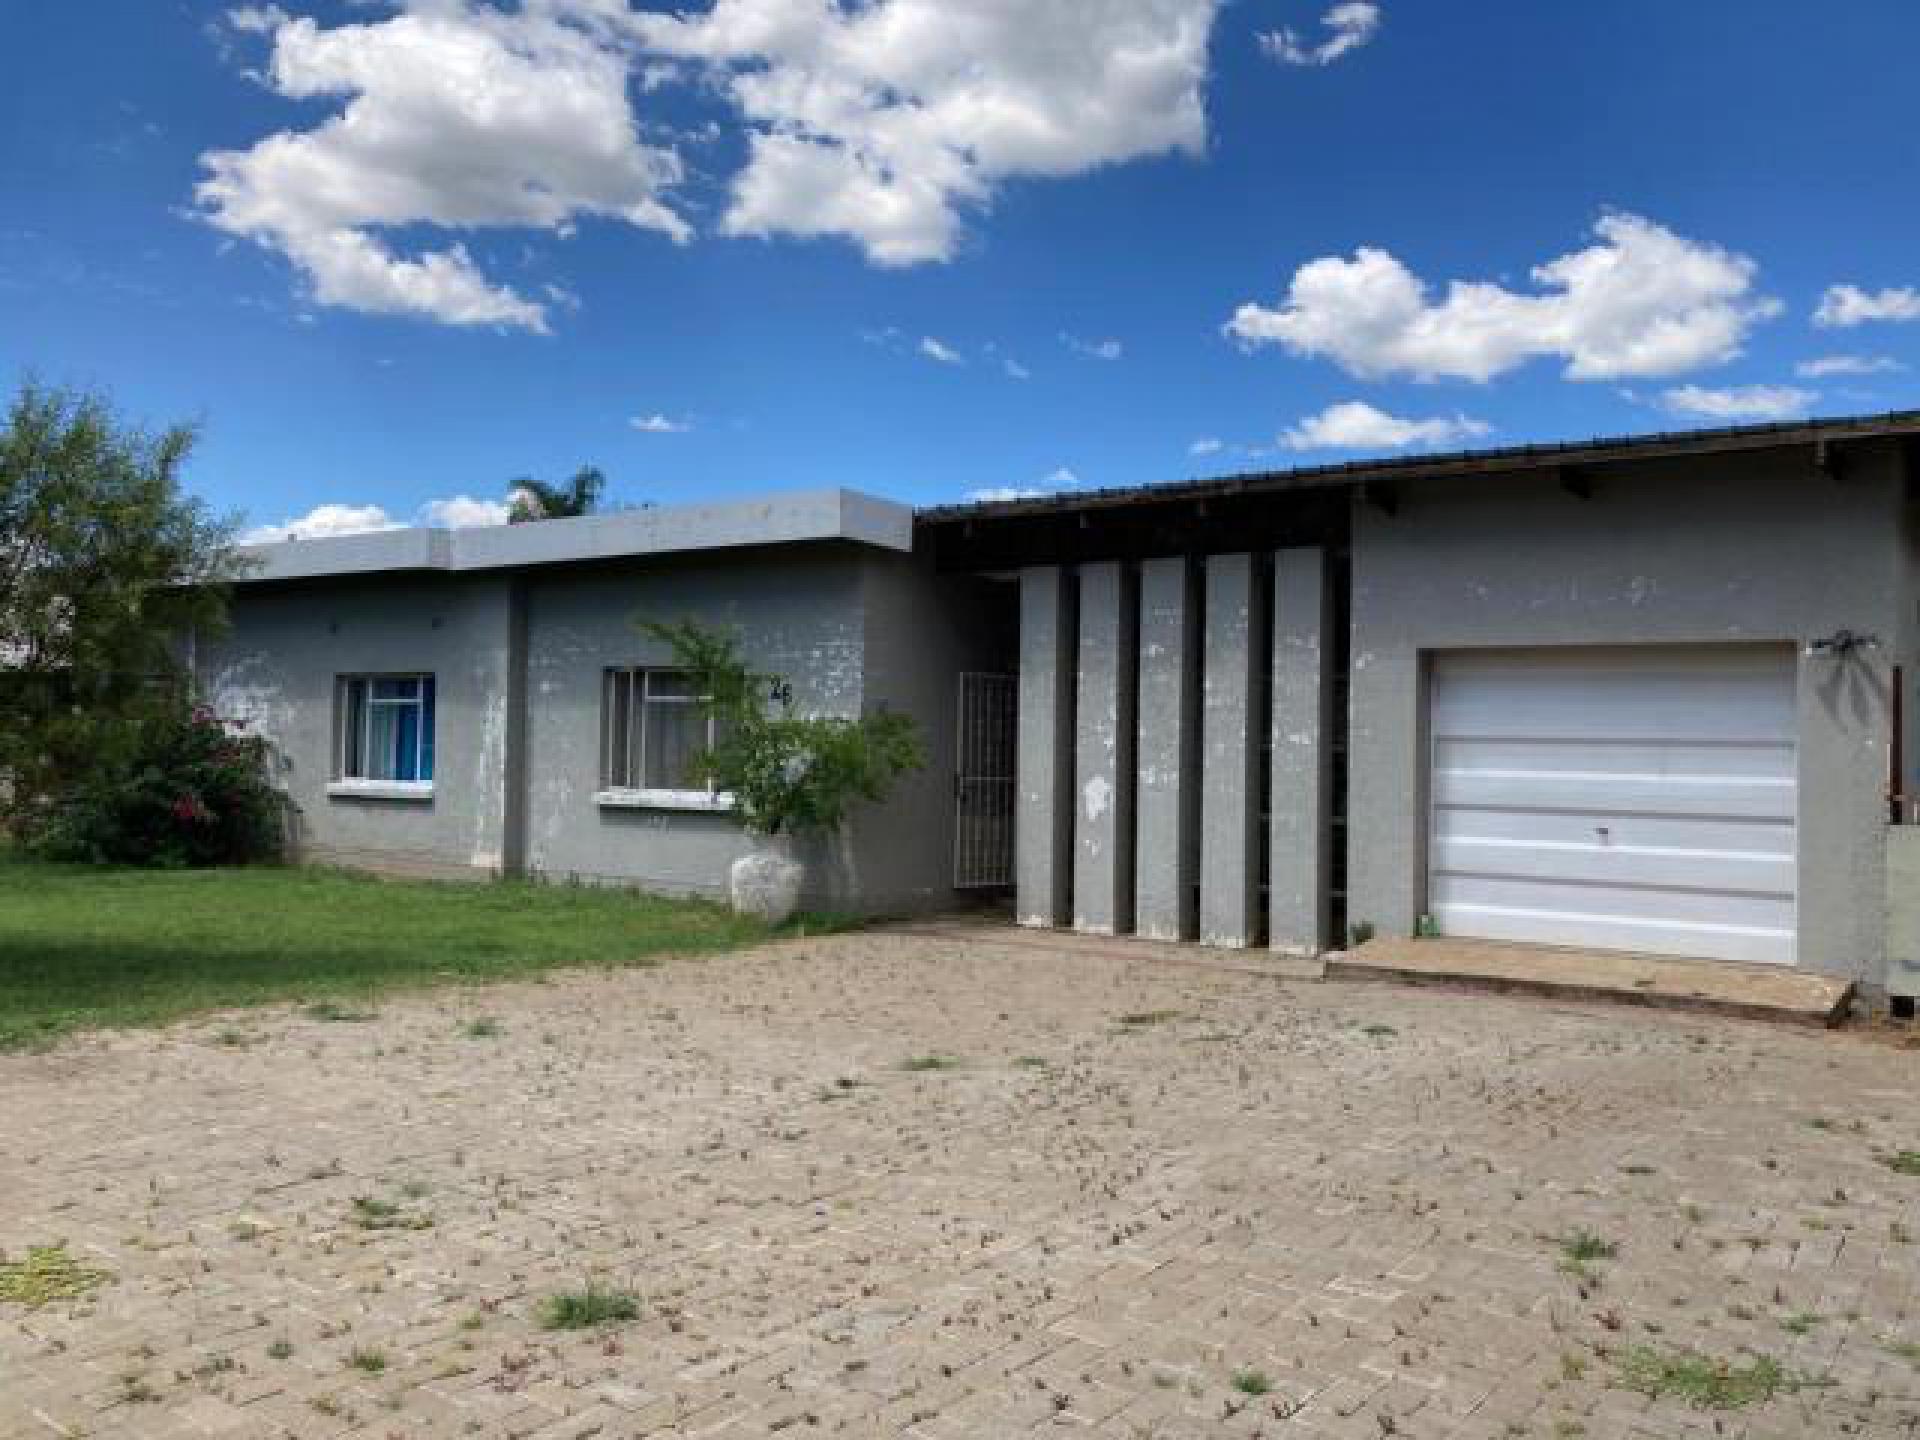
[236,488,913,585]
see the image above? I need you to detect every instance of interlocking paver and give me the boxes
[4,932,1920,1437]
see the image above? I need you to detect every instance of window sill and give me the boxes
[594,787,736,814]
[325,780,435,802]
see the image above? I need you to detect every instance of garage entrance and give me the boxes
[1427,645,1798,966]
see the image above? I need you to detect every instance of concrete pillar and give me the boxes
[1269,548,1330,952]
[1073,562,1137,934]
[1200,553,1264,946]
[1135,556,1199,940]
[1017,566,1075,927]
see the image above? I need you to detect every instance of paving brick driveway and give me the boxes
[5,931,1920,1439]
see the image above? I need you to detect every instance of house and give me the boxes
[205,411,1920,1004]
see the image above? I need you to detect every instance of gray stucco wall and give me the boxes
[518,549,867,905]
[205,540,998,916]
[1348,444,1909,984]
[201,575,515,877]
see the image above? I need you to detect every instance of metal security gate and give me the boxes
[954,672,1017,888]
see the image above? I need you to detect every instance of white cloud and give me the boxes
[1225,212,1779,383]
[1061,332,1124,360]
[226,5,289,36]
[633,0,1218,265]
[419,494,514,528]
[631,412,692,433]
[1003,357,1031,381]
[1795,353,1903,379]
[1189,436,1223,456]
[242,492,514,544]
[1660,384,1817,421]
[1814,284,1920,328]
[241,502,399,545]
[1042,466,1079,487]
[919,336,964,365]
[197,3,687,331]
[1279,400,1490,452]
[1260,2,1380,66]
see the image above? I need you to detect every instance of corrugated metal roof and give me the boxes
[917,409,1920,524]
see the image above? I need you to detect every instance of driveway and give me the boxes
[3,930,1919,1438]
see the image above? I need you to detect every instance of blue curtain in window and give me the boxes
[420,678,436,782]
[394,703,420,781]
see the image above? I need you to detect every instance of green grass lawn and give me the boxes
[0,856,801,1050]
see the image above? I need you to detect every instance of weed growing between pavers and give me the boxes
[1557,1229,1618,1284]
[0,1244,109,1308]
[349,1194,432,1231]
[538,1284,639,1330]
[1614,1346,1802,1408]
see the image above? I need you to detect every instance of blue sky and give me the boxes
[4,1,1918,538]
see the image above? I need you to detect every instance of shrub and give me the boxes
[28,702,285,867]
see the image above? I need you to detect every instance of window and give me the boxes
[337,675,436,784]
[602,668,728,796]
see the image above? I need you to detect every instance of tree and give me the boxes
[0,381,244,831]
[509,465,604,523]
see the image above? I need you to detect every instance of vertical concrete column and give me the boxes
[1135,557,1200,940]
[1016,566,1075,927]
[1201,553,1263,947]
[1073,562,1137,934]
[1269,548,1330,952]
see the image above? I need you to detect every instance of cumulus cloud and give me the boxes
[1279,400,1489,452]
[1660,384,1817,421]
[1189,436,1223,456]
[1795,353,1903,379]
[1814,284,1920,327]
[1061,332,1124,361]
[1260,2,1380,66]
[241,503,399,545]
[197,2,687,332]
[420,494,515,527]
[632,0,1218,266]
[630,412,692,432]
[242,492,514,544]
[919,336,964,365]
[1225,212,1779,383]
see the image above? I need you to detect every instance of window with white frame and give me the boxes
[337,675,436,783]
[602,668,729,795]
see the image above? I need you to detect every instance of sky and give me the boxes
[4,1,1919,540]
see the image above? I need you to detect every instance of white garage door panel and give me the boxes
[1428,646,1798,966]
[1431,835,1795,896]
[1435,805,1794,858]
[1433,769,1794,820]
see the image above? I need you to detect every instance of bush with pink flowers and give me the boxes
[29,702,286,867]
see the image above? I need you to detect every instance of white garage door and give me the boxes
[1428,646,1797,966]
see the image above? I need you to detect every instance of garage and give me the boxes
[1427,646,1798,966]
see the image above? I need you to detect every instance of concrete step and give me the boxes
[1331,936,1854,1027]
